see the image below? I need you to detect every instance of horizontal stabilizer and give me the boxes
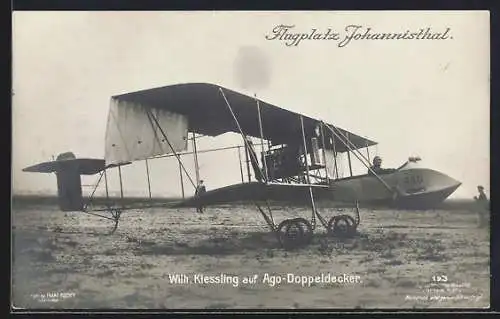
[22,152,133,212]
[23,158,132,175]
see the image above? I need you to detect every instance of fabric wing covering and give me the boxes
[324,149,337,179]
[109,83,377,153]
[104,98,188,166]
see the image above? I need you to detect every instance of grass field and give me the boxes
[11,199,490,309]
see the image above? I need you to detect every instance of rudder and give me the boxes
[54,152,84,211]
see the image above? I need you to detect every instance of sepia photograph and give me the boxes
[12,11,490,309]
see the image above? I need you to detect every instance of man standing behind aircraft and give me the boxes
[475,185,488,202]
[474,185,489,227]
[195,180,206,213]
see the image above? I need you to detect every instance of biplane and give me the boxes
[22,83,462,249]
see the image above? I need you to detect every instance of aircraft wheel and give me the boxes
[327,214,357,238]
[291,217,313,244]
[277,218,313,250]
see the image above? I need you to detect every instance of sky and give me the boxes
[12,11,490,199]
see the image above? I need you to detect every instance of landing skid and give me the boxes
[254,200,361,250]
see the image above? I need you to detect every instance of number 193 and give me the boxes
[431,275,448,282]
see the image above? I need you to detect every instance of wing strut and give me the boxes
[237,146,244,183]
[255,94,269,181]
[191,132,201,185]
[104,169,109,200]
[145,109,196,190]
[145,159,152,198]
[179,162,185,199]
[300,115,328,230]
[326,123,374,173]
[244,141,252,182]
[323,123,396,195]
[219,87,266,183]
[346,132,353,177]
[118,165,124,201]
[319,122,330,183]
[365,142,371,163]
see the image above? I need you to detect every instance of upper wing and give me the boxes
[110,83,377,154]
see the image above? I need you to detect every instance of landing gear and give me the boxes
[327,215,357,237]
[255,201,314,250]
[277,218,313,249]
[326,201,360,238]
[255,200,361,250]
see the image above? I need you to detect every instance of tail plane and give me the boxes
[22,152,107,212]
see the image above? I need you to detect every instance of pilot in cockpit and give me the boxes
[368,156,397,176]
[368,156,383,175]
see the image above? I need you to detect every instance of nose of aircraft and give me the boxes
[434,171,462,198]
